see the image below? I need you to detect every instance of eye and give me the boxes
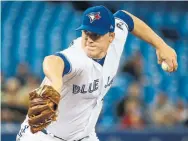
[90,33,101,40]
[83,30,89,35]
[92,33,100,38]
[83,30,101,40]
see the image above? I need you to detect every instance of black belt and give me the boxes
[41,129,89,141]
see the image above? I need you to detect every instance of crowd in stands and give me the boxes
[1,56,187,129]
[1,63,40,122]
[1,1,187,131]
[115,52,188,129]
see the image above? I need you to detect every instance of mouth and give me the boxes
[86,45,96,51]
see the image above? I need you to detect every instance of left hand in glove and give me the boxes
[28,85,61,133]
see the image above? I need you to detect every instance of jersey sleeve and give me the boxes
[114,10,134,32]
[113,10,134,42]
[114,18,129,43]
[54,39,84,77]
[111,12,130,56]
[55,52,71,76]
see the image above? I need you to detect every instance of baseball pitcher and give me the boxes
[16,5,178,141]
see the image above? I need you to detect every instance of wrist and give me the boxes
[51,80,63,93]
[151,35,166,50]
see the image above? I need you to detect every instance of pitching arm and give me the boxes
[117,10,178,72]
[43,55,64,93]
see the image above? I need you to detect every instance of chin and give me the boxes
[87,52,97,58]
[87,54,95,58]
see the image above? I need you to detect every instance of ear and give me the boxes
[109,32,115,43]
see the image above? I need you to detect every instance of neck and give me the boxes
[92,52,106,59]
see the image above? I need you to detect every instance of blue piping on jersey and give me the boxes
[114,10,134,32]
[92,56,106,66]
[55,53,72,76]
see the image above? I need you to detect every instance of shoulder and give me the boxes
[54,37,88,76]
[43,55,64,66]
[61,37,82,54]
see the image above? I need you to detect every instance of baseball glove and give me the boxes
[28,85,61,133]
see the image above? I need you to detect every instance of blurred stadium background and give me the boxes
[1,1,188,141]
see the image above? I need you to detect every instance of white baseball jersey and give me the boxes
[21,13,131,141]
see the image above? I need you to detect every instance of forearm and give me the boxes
[122,10,166,49]
[49,78,63,93]
[43,55,64,93]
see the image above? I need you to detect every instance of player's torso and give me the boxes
[61,17,128,100]
[45,39,124,140]
[39,18,128,140]
[62,43,121,100]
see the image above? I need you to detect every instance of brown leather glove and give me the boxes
[28,85,61,133]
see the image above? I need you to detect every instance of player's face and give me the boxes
[81,30,115,59]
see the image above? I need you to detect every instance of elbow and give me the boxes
[44,55,53,64]
[43,56,53,77]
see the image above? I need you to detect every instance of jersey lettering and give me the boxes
[116,22,124,30]
[104,76,114,88]
[73,79,99,94]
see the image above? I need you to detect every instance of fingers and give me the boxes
[28,110,55,125]
[165,59,174,72]
[172,58,178,71]
[28,104,49,116]
[173,52,178,71]
[169,52,178,72]
[158,59,162,65]
[156,46,178,72]
[164,57,178,72]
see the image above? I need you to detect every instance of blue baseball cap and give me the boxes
[76,5,115,35]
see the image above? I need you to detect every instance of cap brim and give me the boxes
[75,25,108,35]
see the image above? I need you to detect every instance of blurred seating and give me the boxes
[1,1,188,128]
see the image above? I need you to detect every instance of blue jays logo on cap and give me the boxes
[76,5,115,35]
[87,12,101,23]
